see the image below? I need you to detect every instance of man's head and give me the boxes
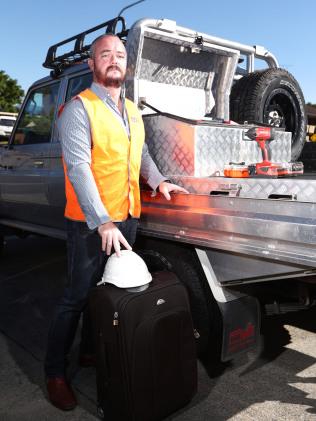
[88,34,127,88]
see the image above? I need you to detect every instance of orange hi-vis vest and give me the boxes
[63,88,145,222]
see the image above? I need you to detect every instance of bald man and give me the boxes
[45,34,188,410]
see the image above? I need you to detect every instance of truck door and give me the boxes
[0,82,60,226]
[48,72,92,230]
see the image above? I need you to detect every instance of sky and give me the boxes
[1,0,315,103]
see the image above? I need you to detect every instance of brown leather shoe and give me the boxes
[46,377,77,411]
[79,353,96,367]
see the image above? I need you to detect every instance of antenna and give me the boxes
[118,0,145,17]
[107,0,146,34]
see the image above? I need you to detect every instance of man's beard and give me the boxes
[104,75,124,88]
[97,65,125,88]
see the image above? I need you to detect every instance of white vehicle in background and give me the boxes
[0,112,17,141]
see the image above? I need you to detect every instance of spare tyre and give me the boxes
[229,68,306,161]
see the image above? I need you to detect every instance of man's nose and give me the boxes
[110,53,118,64]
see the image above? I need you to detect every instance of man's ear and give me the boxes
[88,58,94,72]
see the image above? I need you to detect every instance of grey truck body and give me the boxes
[0,17,314,363]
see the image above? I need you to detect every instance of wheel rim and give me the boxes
[263,88,298,144]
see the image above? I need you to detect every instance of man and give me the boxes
[45,34,188,411]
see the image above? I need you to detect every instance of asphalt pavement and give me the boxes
[1,235,316,420]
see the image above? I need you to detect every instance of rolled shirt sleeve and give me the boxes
[140,142,167,190]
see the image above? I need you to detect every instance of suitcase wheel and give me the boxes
[97,405,104,420]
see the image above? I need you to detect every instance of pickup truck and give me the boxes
[0,14,314,373]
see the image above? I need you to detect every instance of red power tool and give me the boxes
[245,126,303,177]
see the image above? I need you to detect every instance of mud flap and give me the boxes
[218,296,260,361]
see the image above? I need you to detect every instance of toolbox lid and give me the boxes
[125,19,240,120]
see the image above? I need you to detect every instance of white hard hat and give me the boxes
[98,250,152,289]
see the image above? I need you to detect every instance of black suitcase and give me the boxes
[89,271,197,421]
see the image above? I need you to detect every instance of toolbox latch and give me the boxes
[210,183,242,197]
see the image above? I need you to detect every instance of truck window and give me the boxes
[12,82,60,145]
[66,73,92,101]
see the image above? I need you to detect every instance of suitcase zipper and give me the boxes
[113,311,119,326]
[112,280,188,329]
[114,308,136,418]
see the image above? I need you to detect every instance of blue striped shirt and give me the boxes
[59,82,165,229]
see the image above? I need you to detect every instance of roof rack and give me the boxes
[43,16,128,77]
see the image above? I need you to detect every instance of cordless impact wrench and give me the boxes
[245,126,303,177]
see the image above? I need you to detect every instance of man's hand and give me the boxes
[97,221,132,256]
[158,181,189,200]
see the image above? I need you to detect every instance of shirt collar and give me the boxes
[90,82,129,136]
[91,82,125,104]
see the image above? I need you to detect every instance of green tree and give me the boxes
[0,70,24,112]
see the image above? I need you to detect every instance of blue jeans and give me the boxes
[44,217,138,377]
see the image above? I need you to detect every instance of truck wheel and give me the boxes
[230,68,306,161]
[136,237,227,376]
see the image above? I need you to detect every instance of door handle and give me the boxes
[33,161,44,168]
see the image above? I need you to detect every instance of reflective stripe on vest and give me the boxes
[63,88,145,222]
